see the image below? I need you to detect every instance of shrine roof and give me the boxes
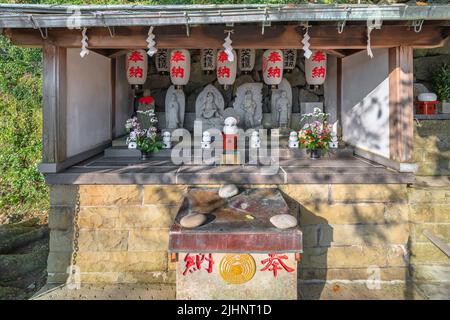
[0,4,449,29]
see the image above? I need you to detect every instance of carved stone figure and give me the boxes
[233,83,263,130]
[166,93,180,129]
[165,85,185,130]
[195,84,225,131]
[275,91,291,127]
[271,78,293,130]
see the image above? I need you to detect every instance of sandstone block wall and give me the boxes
[47,183,413,287]
[413,120,450,176]
[279,184,411,285]
[408,182,450,285]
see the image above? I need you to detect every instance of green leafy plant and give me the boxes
[136,134,164,154]
[432,63,450,102]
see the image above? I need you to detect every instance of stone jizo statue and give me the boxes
[167,93,180,129]
[275,90,291,128]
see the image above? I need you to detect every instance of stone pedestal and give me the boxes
[169,188,302,300]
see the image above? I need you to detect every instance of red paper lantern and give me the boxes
[305,50,327,86]
[170,49,191,86]
[126,49,148,85]
[262,49,284,86]
[216,49,237,87]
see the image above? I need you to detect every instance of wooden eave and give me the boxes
[3,22,449,50]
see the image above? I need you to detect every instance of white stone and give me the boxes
[180,214,207,228]
[270,214,298,229]
[218,184,239,198]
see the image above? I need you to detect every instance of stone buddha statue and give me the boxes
[195,84,225,131]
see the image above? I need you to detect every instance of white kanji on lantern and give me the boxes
[238,49,255,72]
[126,49,148,85]
[216,49,237,87]
[155,49,169,73]
[283,49,297,71]
[305,50,327,86]
[170,49,190,86]
[201,49,216,72]
[262,49,283,86]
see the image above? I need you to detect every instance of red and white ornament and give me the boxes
[170,49,191,86]
[216,49,237,87]
[305,50,327,86]
[262,49,283,86]
[126,49,148,85]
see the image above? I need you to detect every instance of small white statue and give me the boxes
[288,131,299,149]
[201,131,212,149]
[250,131,261,149]
[127,131,137,149]
[162,131,171,149]
[329,121,339,149]
[223,117,238,135]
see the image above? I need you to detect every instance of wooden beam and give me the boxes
[389,46,414,163]
[42,42,66,164]
[324,49,346,58]
[5,25,449,49]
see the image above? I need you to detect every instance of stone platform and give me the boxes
[169,188,301,300]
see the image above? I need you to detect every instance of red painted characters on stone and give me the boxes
[171,66,185,78]
[183,253,214,276]
[260,253,294,278]
[311,50,326,63]
[129,66,143,78]
[128,50,144,63]
[171,50,186,63]
[312,66,326,78]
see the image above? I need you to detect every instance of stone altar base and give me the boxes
[176,252,297,300]
[169,188,302,300]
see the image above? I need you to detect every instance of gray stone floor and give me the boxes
[32,281,448,300]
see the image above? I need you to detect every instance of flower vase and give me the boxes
[140,151,151,160]
[310,149,321,160]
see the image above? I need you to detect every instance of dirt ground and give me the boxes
[0,236,49,300]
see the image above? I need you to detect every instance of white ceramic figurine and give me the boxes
[288,131,299,149]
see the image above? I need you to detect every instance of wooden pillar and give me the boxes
[388,46,414,162]
[336,57,342,133]
[111,58,116,139]
[42,42,67,165]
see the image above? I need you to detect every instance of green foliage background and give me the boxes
[0,36,47,222]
